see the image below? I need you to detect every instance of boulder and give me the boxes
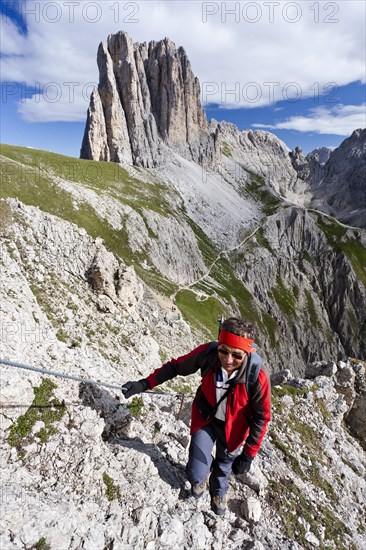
[270,369,292,386]
[241,496,262,523]
[305,361,337,379]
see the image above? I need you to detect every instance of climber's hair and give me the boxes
[220,318,256,339]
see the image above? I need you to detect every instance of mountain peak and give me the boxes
[80,31,208,167]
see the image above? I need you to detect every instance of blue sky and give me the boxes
[1,0,365,157]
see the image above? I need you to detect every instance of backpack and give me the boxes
[202,341,261,399]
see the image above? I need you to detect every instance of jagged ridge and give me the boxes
[290,128,366,229]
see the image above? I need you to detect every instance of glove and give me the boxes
[121,379,149,398]
[232,452,253,475]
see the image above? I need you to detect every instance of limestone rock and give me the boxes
[79,88,110,162]
[116,265,144,309]
[334,364,356,410]
[215,122,309,205]
[270,369,292,386]
[81,31,209,167]
[88,247,143,309]
[305,361,338,379]
[241,496,262,523]
[305,531,320,547]
[289,145,322,187]
[237,459,269,496]
[88,246,120,301]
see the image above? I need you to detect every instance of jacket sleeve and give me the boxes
[243,368,271,457]
[146,343,211,389]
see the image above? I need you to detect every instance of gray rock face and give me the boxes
[212,122,310,205]
[241,496,262,523]
[313,128,366,228]
[270,370,292,386]
[88,246,144,313]
[79,89,110,162]
[290,129,366,228]
[309,146,332,165]
[305,361,338,379]
[231,206,366,375]
[289,145,322,187]
[80,32,210,167]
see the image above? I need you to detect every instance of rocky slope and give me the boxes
[1,198,365,550]
[230,205,366,367]
[210,121,310,206]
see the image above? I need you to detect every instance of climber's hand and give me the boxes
[232,452,253,475]
[121,379,149,399]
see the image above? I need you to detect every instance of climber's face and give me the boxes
[218,346,245,375]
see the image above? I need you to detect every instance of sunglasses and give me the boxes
[218,348,245,361]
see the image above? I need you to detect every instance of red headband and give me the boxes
[218,330,255,354]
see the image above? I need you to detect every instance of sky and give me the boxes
[1,0,365,158]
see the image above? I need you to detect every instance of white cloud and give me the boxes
[0,0,365,122]
[0,17,27,55]
[252,104,366,135]
[17,88,93,122]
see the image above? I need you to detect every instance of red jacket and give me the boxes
[146,342,271,456]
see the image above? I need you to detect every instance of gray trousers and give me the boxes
[186,419,239,496]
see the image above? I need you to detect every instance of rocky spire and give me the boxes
[80,32,209,167]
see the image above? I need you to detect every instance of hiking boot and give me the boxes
[210,493,227,516]
[191,479,207,498]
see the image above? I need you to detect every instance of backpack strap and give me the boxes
[200,341,218,377]
[246,352,261,398]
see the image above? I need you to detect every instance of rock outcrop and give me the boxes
[81,31,309,187]
[80,32,213,167]
[289,145,322,187]
[213,122,310,205]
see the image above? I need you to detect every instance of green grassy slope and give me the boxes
[0,144,180,285]
[1,144,269,340]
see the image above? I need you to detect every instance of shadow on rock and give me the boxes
[116,437,187,491]
[79,382,187,491]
